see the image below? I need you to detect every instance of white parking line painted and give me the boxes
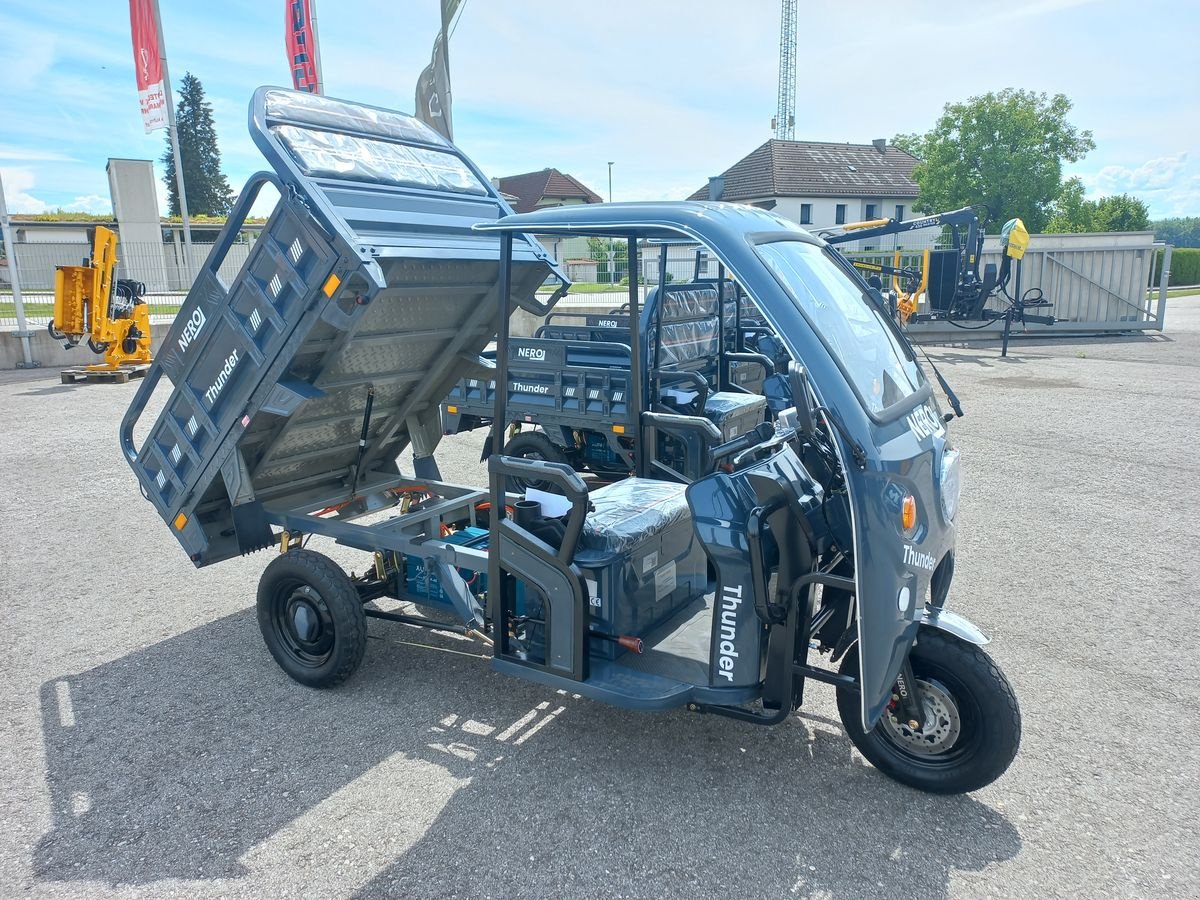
[54,680,75,728]
[513,706,566,745]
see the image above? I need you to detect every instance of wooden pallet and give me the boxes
[60,364,152,385]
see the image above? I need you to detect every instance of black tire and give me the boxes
[502,430,570,492]
[256,549,367,688]
[47,321,66,340]
[836,628,1021,794]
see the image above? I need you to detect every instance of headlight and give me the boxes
[939,448,961,522]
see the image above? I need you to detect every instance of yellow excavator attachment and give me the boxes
[50,225,153,370]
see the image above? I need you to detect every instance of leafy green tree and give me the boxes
[895,88,1095,232]
[1046,179,1150,233]
[1151,216,1200,248]
[162,73,235,217]
[1090,194,1150,232]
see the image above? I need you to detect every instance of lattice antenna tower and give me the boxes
[774,0,797,140]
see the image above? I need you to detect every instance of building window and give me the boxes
[895,204,905,222]
[835,204,847,225]
[865,203,877,220]
[800,203,812,225]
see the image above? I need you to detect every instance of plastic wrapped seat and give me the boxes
[579,478,691,555]
[704,391,766,430]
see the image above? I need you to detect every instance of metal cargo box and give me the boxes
[121,87,565,566]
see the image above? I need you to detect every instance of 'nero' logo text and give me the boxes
[597,319,620,328]
[716,584,743,681]
[516,347,546,361]
[906,404,944,441]
[176,308,206,354]
[203,348,240,406]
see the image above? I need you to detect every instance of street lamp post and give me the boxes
[606,162,615,283]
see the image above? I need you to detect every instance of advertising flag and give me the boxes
[287,0,321,93]
[128,0,168,132]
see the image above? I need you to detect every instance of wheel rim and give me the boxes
[876,669,981,768]
[270,580,336,668]
[880,677,962,756]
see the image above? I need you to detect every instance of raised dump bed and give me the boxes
[121,87,562,567]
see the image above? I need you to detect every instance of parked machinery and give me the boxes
[49,225,153,369]
[821,208,1051,342]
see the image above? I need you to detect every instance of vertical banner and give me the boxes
[128,0,168,132]
[414,0,461,141]
[287,0,321,93]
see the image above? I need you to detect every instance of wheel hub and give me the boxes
[884,678,961,755]
[283,586,331,653]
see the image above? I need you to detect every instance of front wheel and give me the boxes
[836,628,1021,794]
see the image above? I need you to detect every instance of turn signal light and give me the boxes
[901,494,917,531]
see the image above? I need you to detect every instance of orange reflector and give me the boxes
[322,273,341,297]
[173,512,188,531]
[901,494,917,531]
[612,424,625,434]
[446,405,458,414]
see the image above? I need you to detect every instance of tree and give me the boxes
[1090,194,1150,232]
[1045,178,1150,233]
[162,73,235,217]
[895,89,1095,232]
[1151,216,1200,248]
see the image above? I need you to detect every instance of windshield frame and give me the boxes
[750,235,931,424]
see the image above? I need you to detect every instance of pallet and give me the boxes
[60,364,152,385]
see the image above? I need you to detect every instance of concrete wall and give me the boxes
[0,322,173,370]
[107,159,170,288]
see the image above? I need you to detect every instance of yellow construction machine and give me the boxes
[49,226,153,369]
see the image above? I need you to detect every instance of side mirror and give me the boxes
[786,362,816,439]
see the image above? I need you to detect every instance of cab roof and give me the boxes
[474,200,823,246]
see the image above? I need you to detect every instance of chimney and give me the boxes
[707,176,724,201]
[872,138,887,155]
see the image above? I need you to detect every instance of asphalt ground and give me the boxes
[2,299,1198,899]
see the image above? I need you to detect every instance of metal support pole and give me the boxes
[311,0,325,95]
[0,172,37,368]
[153,0,192,262]
[627,235,644,479]
[1155,245,1172,331]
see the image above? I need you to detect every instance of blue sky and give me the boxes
[1,0,1197,218]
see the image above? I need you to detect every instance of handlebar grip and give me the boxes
[710,421,775,464]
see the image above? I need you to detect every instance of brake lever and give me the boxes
[731,427,798,468]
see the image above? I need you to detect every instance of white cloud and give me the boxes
[63,194,112,215]
[1084,153,1190,194]
[0,147,77,163]
[0,168,48,214]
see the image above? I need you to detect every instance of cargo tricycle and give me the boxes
[122,87,1019,794]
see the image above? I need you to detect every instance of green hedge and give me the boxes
[1154,247,1200,286]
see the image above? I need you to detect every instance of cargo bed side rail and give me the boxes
[120,171,289,467]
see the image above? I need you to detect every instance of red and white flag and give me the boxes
[287,0,321,93]
[128,0,168,132]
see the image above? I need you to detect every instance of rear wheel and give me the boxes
[257,549,367,688]
[502,430,570,491]
[836,628,1021,794]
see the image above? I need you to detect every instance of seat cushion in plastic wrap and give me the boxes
[580,477,691,555]
[704,391,766,428]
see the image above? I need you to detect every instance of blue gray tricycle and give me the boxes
[121,87,1020,794]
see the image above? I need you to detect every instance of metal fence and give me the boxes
[3,228,1171,338]
[1,231,262,328]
